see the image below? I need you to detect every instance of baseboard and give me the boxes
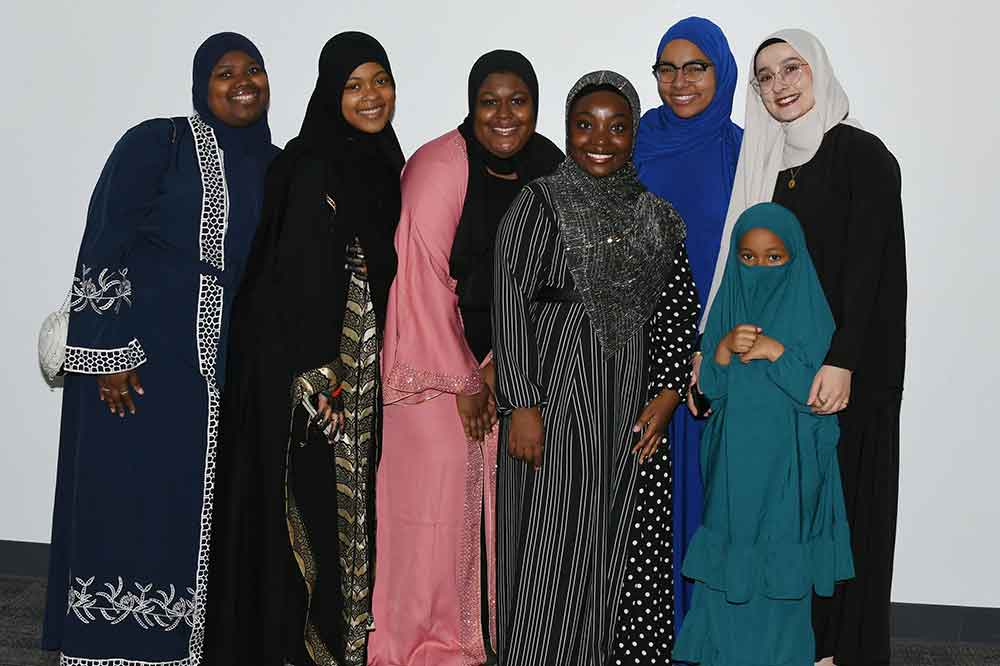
[0,539,50,578]
[891,602,1000,645]
[1,539,997,644]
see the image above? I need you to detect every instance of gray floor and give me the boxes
[2,575,999,665]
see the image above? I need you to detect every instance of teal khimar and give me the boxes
[673,202,854,665]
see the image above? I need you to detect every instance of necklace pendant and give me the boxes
[788,178,797,190]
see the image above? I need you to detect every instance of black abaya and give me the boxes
[772,122,905,666]
[204,32,403,666]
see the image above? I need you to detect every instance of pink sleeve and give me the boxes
[382,131,483,405]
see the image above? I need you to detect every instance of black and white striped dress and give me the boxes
[493,181,699,666]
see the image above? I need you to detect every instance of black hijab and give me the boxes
[235,31,404,377]
[451,49,563,360]
[297,31,405,174]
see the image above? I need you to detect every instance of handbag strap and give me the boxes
[57,288,72,314]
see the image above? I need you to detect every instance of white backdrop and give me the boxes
[2,0,998,608]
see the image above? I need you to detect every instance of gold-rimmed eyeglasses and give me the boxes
[652,60,713,84]
[752,60,809,95]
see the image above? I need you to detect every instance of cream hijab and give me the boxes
[700,29,860,329]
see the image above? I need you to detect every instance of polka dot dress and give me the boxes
[613,447,675,665]
[612,246,699,665]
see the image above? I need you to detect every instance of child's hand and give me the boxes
[725,324,762,354]
[741,334,785,363]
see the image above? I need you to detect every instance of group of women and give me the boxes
[41,15,905,666]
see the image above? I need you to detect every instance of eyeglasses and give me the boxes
[752,60,809,95]
[651,60,713,84]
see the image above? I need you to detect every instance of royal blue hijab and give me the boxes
[634,17,743,311]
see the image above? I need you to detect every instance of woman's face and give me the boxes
[754,42,815,123]
[341,61,396,134]
[738,227,791,267]
[567,89,633,178]
[472,72,536,159]
[206,50,270,127]
[656,38,716,119]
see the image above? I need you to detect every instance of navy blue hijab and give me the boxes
[191,32,273,157]
[634,17,743,311]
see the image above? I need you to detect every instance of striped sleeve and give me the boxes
[493,183,551,412]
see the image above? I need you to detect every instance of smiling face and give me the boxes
[738,227,791,267]
[206,50,270,127]
[567,89,633,178]
[657,38,716,118]
[341,61,396,134]
[754,42,815,123]
[472,71,535,158]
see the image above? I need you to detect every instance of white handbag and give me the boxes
[39,291,71,381]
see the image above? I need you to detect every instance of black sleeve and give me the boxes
[824,132,904,371]
[648,243,701,399]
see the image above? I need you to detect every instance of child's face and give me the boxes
[738,227,791,267]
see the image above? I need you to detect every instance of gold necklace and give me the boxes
[787,165,804,189]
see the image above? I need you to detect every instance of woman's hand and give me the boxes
[686,352,710,417]
[456,389,492,442]
[807,365,852,414]
[633,390,681,464]
[345,240,368,277]
[509,406,544,469]
[480,361,499,431]
[481,360,496,395]
[315,392,345,442]
[97,370,144,417]
[740,334,785,363]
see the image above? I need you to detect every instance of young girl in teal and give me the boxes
[673,202,854,665]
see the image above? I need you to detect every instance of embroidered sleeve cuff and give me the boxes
[383,360,483,399]
[63,339,147,375]
[292,364,340,405]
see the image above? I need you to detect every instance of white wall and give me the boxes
[2,0,997,608]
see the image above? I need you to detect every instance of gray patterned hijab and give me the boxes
[546,70,686,357]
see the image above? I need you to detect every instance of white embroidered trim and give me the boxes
[191,116,228,271]
[66,576,194,631]
[61,656,190,666]
[71,265,133,315]
[187,114,227,666]
[63,339,147,374]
